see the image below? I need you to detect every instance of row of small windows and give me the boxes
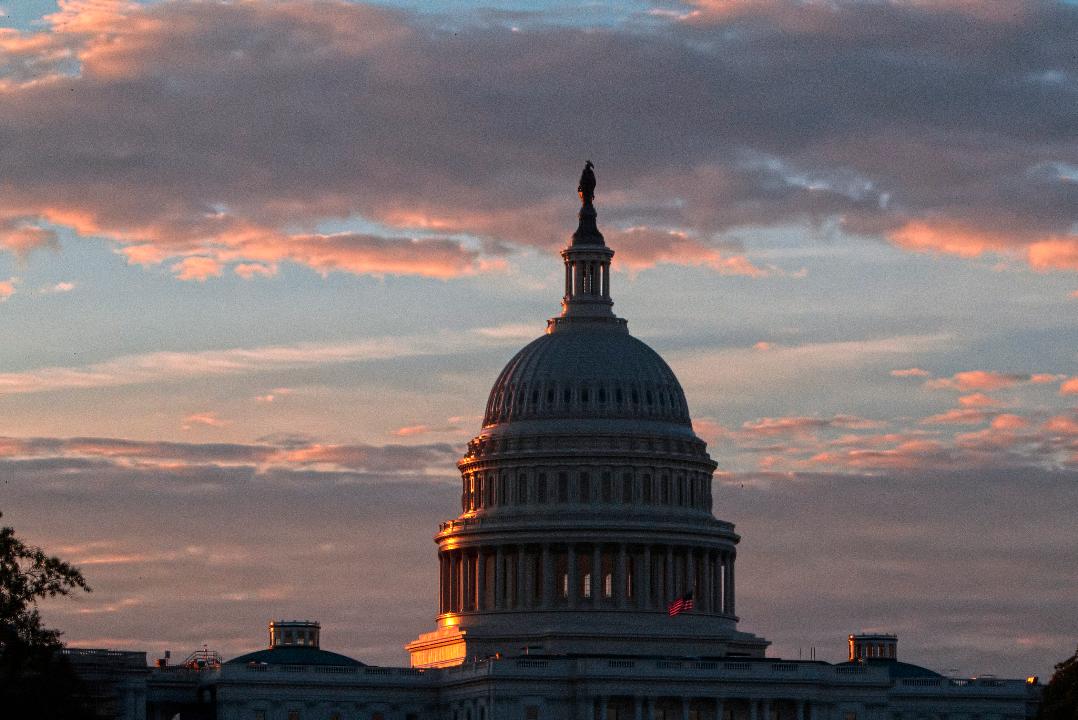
[258,712,415,720]
[467,434,703,458]
[484,380,688,424]
[460,468,712,512]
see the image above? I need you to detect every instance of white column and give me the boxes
[665,546,674,603]
[750,700,758,720]
[641,546,651,609]
[476,549,486,611]
[542,544,553,608]
[616,544,628,609]
[729,554,736,616]
[592,545,602,607]
[567,544,577,608]
[495,546,505,610]
[517,547,527,609]
[687,549,696,601]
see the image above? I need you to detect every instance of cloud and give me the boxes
[891,367,931,378]
[1060,377,1078,395]
[741,415,885,437]
[171,256,222,282]
[0,277,14,301]
[957,393,1002,408]
[0,333,497,396]
[0,0,1073,280]
[926,371,1031,391]
[39,280,76,293]
[181,412,228,430]
[920,408,993,425]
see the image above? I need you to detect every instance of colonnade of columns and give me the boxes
[437,542,735,616]
[565,257,612,300]
[592,696,817,720]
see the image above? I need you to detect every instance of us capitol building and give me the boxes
[68,167,1041,720]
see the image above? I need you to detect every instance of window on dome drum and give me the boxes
[517,474,527,504]
[499,474,508,505]
[558,473,569,503]
[622,473,633,502]
[536,473,547,503]
[632,389,639,404]
[598,386,606,403]
[604,572,613,598]
[661,475,670,504]
[546,387,554,404]
[254,712,266,720]
[526,707,540,720]
[581,386,589,403]
[563,388,571,404]
[582,572,592,599]
[602,472,612,502]
[642,474,652,503]
[615,387,623,404]
[579,472,590,503]
[287,711,300,720]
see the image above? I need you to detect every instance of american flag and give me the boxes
[667,591,694,616]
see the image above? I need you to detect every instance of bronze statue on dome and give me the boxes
[577,160,596,205]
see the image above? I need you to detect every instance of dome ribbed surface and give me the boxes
[483,326,691,428]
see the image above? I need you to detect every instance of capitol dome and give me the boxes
[407,164,769,668]
[483,325,692,429]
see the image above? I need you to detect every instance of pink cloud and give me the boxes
[1027,238,1078,271]
[1060,377,1078,396]
[181,412,228,429]
[926,370,1028,391]
[233,262,277,279]
[171,256,222,282]
[958,393,1002,408]
[753,341,774,351]
[1043,414,1078,436]
[891,367,931,378]
[991,414,1029,431]
[920,408,992,425]
[741,415,884,437]
[0,278,15,302]
[609,227,767,276]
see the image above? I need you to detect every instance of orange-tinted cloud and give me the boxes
[920,408,992,425]
[0,278,14,302]
[171,256,223,282]
[609,227,767,276]
[958,393,1002,408]
[926,370,1028,391]
[1060,377,1078,396]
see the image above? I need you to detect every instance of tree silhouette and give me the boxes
[1,511,95,717]
[1038,646,1078,720]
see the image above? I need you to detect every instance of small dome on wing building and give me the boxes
[226,620,363,667]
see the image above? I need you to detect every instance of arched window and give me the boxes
[536,473,547,503]
[622,472,633,502]
[579,472,590,503]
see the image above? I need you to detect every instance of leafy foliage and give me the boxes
[0,511,95,717]
[1038,646,1078,720]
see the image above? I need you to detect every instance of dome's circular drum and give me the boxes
[483,326,691,428]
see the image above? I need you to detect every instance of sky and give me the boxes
[1,0,1076,679]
